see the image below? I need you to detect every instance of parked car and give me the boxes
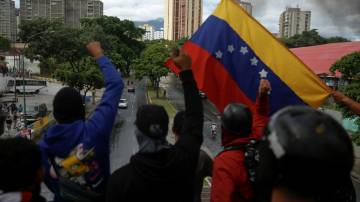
[199,91,207,99]
[128,86,135,93]
[118,99,128,109]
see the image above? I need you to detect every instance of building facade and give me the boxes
[154,28,164,40]
[279,7,311,38]
[141,24,155,41]
[164,0,202,41]
[65,0,103,28]
[0,0,16,41]
[140,25,164,41]
[235,0,252,15]
[20,0,103,28]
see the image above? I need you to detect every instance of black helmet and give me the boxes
[255,106,354,201]
[221,103,252,136]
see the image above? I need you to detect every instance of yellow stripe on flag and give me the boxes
[212,0,331,108]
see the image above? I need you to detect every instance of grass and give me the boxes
[148,87,177,118]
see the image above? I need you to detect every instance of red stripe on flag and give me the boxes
[166,41,256,113]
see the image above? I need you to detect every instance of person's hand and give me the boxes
[171,49,192,71]
[259,79,271,96]
[332,91,350,104]
[86,41,104,59]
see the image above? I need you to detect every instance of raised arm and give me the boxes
[172,49,204,153]
[333,91,360,116]
[85,42,124,139]
[251,79,271,140]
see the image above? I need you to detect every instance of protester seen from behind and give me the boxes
[211,79,271,202]
[39,41,124,201]
[106,49,204,202]
[173,111,213,202]
[0,138,45,202]
[254,106,355,202]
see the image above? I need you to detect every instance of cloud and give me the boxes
[104,0,163,21]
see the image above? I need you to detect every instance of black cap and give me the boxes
[221,103,252,136]
[255,106,354,199]
[53,87,85,124]
[135,105,169,138]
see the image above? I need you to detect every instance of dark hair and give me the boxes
[53,87,85,124]
[0,138,42,192]
[173,111,186,135]
[135,104,169,138]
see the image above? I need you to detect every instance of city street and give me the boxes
[161,74,223,157]
[109,79,147,171]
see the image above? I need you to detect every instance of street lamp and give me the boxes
[21,30,54,137]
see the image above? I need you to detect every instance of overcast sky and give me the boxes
[14,0,360,40]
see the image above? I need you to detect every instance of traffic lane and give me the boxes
[110,79,146,172]
[164,75,220,121]
[203,120,222,157]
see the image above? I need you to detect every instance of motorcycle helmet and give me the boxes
[221,103,252,136]
[255,106,355,201]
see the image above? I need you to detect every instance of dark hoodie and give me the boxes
[106,70,203,202]
[39,56,124,200]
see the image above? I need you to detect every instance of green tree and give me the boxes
[0,36,11,52]
[54,57,104,98]
[327,36,350,43]
[132,41,174,98]
[81,16,145,77]
[330,51,360,126]
[18,18,104,94]
[281,29,350,48]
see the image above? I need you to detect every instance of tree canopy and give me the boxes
[0,36,11,52]
[132,40,176,97]
[281,29,350,48]
[18,17,145,95]
[330,51,360,124]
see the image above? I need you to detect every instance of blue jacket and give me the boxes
[39,56,123,199]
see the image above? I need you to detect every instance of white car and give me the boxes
[118,99,128,109]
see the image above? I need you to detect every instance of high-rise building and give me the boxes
[20,0,103,28]
[141,24,155,41]
[279,7,311,38]
[154,28,164,40]
[20,0,66,23]
[140,25,164,41]
[0,0,16,41]
[65,0,103,28]
[164,0,202,41]
[235,0,252,15]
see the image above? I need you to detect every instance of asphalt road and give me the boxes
[109,79,147,172]
[161,74,223,157]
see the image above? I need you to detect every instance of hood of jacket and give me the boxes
[129,148,185,183]
[221,127,251,147]
[39,120,84,157]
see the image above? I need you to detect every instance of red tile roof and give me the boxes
[291,42,360,77]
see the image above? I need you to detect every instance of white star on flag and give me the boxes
[215,50,223,59]
[240,46,248,55]
[227,45,235,53]
[259,69,268,78]
[250,57,259,66]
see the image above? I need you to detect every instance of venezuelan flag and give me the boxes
[167,0,331,114]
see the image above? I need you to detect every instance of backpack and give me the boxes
[49,154,102,202]
[220,139,260,183]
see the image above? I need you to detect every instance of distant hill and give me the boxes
[134,18,164,31]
